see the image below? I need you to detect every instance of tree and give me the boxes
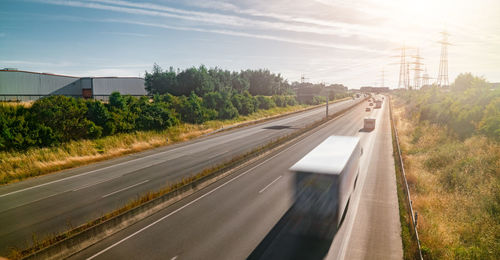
[144,63,178,95]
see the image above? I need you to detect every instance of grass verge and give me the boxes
[391,95,500,259]
[8,98,362,259]
[389,97,421,259]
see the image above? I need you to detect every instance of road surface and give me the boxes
[69,96,402,260]
[0,98,362,254]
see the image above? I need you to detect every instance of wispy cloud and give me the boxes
[37,0,397,44]
[101,31,152,37]
[103,18,388,55]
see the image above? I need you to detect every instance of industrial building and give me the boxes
[0,69,147,101]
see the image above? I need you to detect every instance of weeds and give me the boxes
[392,95,500,259]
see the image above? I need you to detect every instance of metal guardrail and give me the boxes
[388,96,424,260]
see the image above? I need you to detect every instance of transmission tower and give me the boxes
[300,74,309,83]
[436,31,450,87]
[406,63,411,90]
[422,67,430,87]
[410,48,424,89]
[397,46,408,89]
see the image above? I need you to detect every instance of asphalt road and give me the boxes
[69,95,402,260]
[0,98,363,254]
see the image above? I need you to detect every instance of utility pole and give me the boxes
[436,31,451,87]
[326,90,329,118]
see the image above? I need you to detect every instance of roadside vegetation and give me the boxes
[392,73,500,259]
[0,65,351,184]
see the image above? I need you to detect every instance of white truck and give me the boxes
[364,118,376,131]
[289,136,361,239]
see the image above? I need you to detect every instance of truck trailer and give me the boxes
[289,136,361,239]
[364,118,376,130]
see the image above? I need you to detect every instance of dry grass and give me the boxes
[392,96,500,259]
[0,104,315,185]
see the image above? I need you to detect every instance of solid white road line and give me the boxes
[258,176,282,194]
[101,180,150,198]
[86,136,305,260]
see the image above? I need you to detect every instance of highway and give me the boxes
[68,96,403,260]
[0,98,363,254]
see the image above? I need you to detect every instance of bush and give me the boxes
[285,95,298,106]
[312,95,326,105]
[256,95,276,110]
[30,96,101,142]
[86,100,115,135]
[0,105,57,149]
[272,95,286,107]
[136,100,178,130]
[203,92,239,120]
[232,91,257,115]
[177,92,216,124]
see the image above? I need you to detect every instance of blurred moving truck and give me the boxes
[289,136,361,239]
[364,118,376,130]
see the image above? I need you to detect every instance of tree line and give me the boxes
[0,64,353,151]
[394,73,500,141]
[0,91,300,150]
[145,64,292,96]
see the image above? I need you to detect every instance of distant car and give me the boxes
[369,103,373,106]
[365,108,371,112]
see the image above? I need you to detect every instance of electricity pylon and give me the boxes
[436,31,451,87]
[410,48,424,89]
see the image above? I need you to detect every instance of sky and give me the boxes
[1,0,499,89]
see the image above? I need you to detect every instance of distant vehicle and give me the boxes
[289,136,361,239]
[364,118,376,130]
[369,103,373,106]
[365,107,371,112]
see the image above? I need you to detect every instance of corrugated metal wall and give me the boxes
[92,77,146,95]
[0,70,80,96]
[0,70,147,100]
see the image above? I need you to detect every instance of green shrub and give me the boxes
[136,100,178,130]
[285,95,298,106]
[272,95,286,107]
[30,96,101,142]
[256,95,276,110]
[232,91,257,115]
[203,91,239,120]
